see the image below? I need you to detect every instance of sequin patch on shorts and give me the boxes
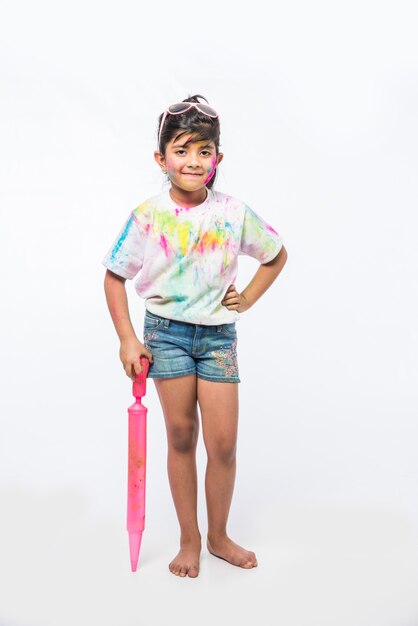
[210,337,239,379]
[143,331,159,351]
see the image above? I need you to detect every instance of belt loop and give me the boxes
[217,324,223,333]
[164,318,169,329]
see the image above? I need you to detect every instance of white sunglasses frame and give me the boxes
[158,102,219,147]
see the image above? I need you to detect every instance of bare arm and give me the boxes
[222,246,288,312]
[103,269,153,377]
[103,269,137,341]
[241,245,288,308]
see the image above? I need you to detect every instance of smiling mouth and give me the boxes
[183,173,201,176]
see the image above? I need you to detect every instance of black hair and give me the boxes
[157,93,221,190]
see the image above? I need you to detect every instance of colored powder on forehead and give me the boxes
[173,134,196,146]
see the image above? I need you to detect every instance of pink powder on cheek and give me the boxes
[203,156,217,185]
[166,158,180,178]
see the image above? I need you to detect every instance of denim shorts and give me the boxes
[142,310,240,383]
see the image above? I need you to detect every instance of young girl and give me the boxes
[102,94,288,578]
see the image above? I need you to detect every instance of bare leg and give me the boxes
[153,374,202,577]
[197,378,258,568]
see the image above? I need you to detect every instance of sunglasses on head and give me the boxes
[158,102,219,146]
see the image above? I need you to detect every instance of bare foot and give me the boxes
[169,539,201,578]
[207,535,258,568]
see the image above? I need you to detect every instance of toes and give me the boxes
[188,565,199,578]
[239,553,257,568]
[169,558,200,577]
[169,563,180,576]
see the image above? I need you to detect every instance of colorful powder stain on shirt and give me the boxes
[102,187,283,325]
[108,214,135,264]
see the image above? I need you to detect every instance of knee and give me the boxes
[168,422,198,453]
[208,441,237,464]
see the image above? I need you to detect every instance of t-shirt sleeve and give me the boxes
[101,211,147,279]
[239,205,283,263]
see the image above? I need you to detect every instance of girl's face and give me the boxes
[155,133,223,193]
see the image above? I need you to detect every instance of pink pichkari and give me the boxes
[127,356,150,572]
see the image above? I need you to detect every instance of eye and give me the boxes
[201,151,211,156]
[175,149,186,155]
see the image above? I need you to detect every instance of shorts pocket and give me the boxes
[144,314,162,329]
[221,323,237,336]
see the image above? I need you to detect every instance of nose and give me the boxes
[186,153,200,169]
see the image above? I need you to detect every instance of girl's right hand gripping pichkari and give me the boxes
[119,337,154,381]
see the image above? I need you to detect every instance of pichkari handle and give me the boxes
[127,356,150,571]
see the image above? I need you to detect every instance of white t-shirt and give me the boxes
[102,186,284,325]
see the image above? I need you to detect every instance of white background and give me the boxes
[1,1,417,625]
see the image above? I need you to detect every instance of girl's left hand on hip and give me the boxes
[221,284,250,313]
